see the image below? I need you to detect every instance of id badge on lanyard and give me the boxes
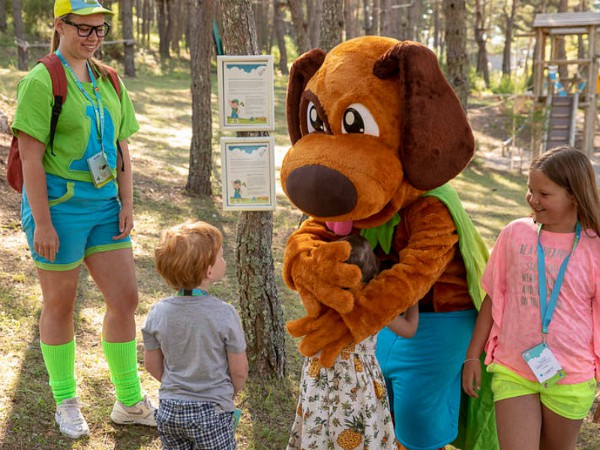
[87,152,113,188]
[522,222,580,387]
[522,342,565,387]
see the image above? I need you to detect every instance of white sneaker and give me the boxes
[110,395,157,426]
[55,397,90,439]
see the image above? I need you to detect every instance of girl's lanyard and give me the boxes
[56,50,105,150]
[177,289,208,297]
[536,221,581,338]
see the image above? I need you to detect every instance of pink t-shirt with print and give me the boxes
[482,217,600,384]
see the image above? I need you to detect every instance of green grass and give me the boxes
[1,49,600,450]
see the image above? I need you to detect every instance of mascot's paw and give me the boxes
[286,315,320,338]
[317,330,354,368]
[287,309,353,365]
[296,286,326,317]
[291,241,361,314]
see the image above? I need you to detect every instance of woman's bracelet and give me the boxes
[463,358,481,364]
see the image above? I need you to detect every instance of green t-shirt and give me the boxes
[12,61,139,186]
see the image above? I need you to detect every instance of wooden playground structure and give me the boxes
[532,11,600,158]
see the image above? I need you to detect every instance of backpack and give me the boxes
[7,53,122,193]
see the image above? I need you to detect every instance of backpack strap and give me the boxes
[101,64,125,171]
[39,53,67,157]
[104,65,122,98]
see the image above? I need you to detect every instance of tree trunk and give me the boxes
[407,0,422,42]
[363,0,373,35]
[235,212,285,378]
[186,0,213,196]
[142,0,153,50]
[273,0,288,74]
[379,0,391,36]
[0,0,7,33]
[433,0,440,52]
[165,0,175,57]
[443,0,469,109]
[169,0,184,56]
[221,0,286,379]
[135,0,141,44]
[320,0,344,52]
[344,0,356,39]
[121,0,136,77]
[307,0,321,47]
[252,0,269,53]
[12,0,27,70]
[141,0,147,48]
[288,0,311,54]
[501,0,516,77]
[156,0,171,66]
[556,0,568,81]
[474,0,490,87]
[576,0,586,79]
[372,0,379,36]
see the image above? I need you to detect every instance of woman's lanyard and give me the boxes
[537,222,581,338]
[56,50,105,151]
[177,289,208,297]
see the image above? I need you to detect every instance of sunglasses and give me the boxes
[62,18,111,38]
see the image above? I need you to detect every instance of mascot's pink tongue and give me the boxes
[325,221,353,236]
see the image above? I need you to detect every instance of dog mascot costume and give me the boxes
[282,36,498,450]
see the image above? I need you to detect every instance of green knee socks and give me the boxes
[40,339,143,407]
[40,340,77,405]
[102,339,143,407]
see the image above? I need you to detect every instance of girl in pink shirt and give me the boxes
[463,146,600,450]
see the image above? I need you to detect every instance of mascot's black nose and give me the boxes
[285,165,357,217]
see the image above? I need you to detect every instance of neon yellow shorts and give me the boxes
[487,363,596,420]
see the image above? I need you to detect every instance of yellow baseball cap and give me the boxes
[54,0,114,17]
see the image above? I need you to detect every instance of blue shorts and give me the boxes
[156,399,236,450]
[22,180,131,271]
[376,310,477,450]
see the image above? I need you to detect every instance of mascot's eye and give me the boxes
[307,102,327,133]
[342,103,379,136]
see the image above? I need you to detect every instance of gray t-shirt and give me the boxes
[142,294,246,411]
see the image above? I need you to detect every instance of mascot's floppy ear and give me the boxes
[286,48,326,144]
[374,41,474,191]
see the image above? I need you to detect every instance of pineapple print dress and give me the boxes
[287,335,398,450]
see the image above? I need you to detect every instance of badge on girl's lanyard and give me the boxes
[56,50,115,188]
[522,222,580,387]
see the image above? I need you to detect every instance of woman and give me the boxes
[12,0,155,439]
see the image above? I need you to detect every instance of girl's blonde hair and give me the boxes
[530,146,600,236]
[52,14,111,79]
[155,221,223,291]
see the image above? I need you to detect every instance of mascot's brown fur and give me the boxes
[282,36,476,367]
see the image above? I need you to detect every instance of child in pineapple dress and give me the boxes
[287,235,400,450]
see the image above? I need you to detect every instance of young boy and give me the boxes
[142,221,248,449]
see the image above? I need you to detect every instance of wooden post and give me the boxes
[583,24,597,157]
[531,28,546,159]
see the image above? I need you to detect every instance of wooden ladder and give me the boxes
[544,93,578,151]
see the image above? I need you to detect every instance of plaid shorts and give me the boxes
[156,399,236,450]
